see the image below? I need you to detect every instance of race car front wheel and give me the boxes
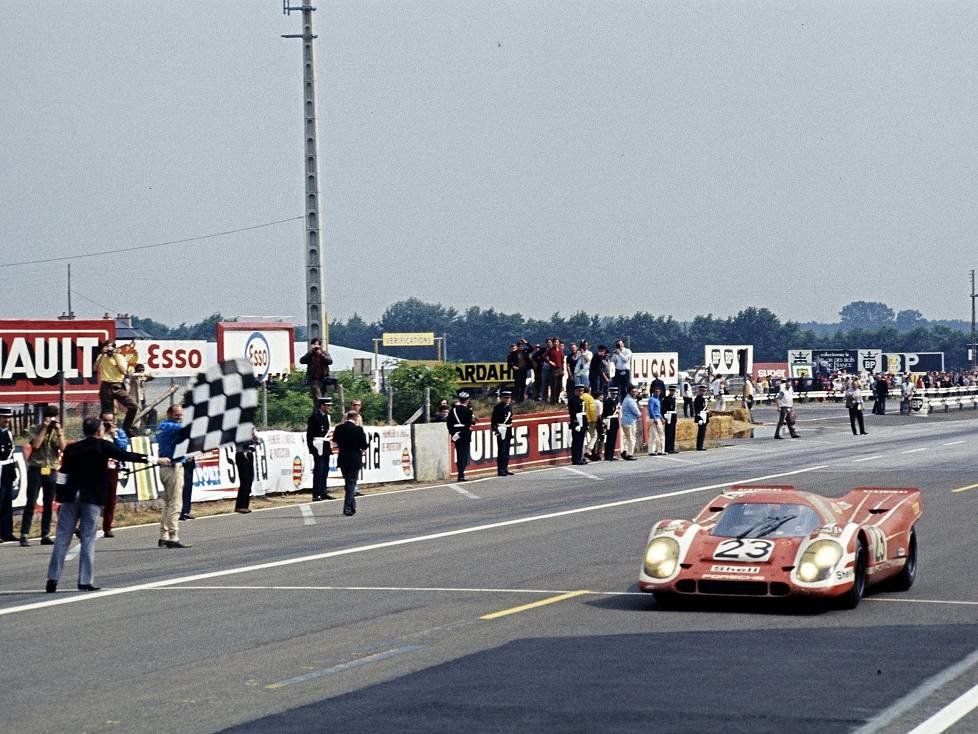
[889,527,917,592]
[838,541,867,610]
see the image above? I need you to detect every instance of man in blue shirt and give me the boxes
[619,386,641,461]
[156,405,191,548]
[647,387,665,456]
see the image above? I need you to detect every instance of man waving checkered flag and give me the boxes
[172,359,259,459]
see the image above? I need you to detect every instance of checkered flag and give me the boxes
[172,358,259,459]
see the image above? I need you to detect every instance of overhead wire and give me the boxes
[0,216,304,269]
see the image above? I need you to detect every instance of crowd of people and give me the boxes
[506,338,636,404]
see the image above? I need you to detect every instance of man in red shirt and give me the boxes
[548,339,565,404]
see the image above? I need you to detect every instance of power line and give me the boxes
[0,216,304,269]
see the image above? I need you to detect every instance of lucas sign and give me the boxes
[0,319,114,402]
[630,352,679,383]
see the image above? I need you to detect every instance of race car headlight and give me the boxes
[644,537,680,579]
[798,540,844,582]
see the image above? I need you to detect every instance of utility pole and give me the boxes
[282,1,328,345]
[969,270,978,371]
[67,263,73,317]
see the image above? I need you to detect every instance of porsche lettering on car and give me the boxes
[638,484,921,608]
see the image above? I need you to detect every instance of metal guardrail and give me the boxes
[743,386,978,415]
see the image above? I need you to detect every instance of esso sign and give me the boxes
[132,340,210,378]
[245,332,271,379]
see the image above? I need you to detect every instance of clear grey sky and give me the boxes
[1,1,975,328]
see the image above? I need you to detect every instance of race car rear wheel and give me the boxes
[838,541,867,610]
[889,527,917,592]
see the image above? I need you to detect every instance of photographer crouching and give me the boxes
[45,417,167,593]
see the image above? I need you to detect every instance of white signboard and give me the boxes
[218,326,294,380]
[630,352,680,383]
[129,340,209,377]
[704,344,754,376]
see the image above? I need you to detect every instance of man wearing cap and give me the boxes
[448,392,477,481]
[0,408,18,542]
[20,405,65,546]
[307,396,335,501]
[491,389,515,476]
[693,385,710,451]
[662,385,679,454]
[568,384,588,465]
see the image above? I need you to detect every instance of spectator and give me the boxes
[536,340,553,402]
[590,345,609,398]
[681,377,694,417]
[873,373,889,415]
[647,386,664,456]
[582,385,599,461]
[127,363,154,430]
[506,344,522,400]
[743,375,756,419]
[611,340,632,397]
[845,379,868,436]
[514,339,532,402]
[710,376,726,411]
[0,408,16,542]
[350,398,364,427]
[156,405,192,548]
[548,339,565,404]
[20,406,64,546]
[775,380,800,439]
[565,342,580,398]
[433,401,451,422]
[179,457,196,521]
[576,340,592,388]
[307,396,335,501]
[619,385,641,461]
[568,384,588,465]
[299,338,334,405]
[333,410,369,515]
[602,386,622,461]
[98,410,128,538]
[234,428,259,513]
[95,341,138,435]
[900,375,915,415]
[46,416,158,593]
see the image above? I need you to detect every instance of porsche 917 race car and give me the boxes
[638,484,921,608]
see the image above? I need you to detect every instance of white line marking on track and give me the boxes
[901,448,928,454]
[0,464,827,617]
[66,530,104,561]
[657,455,698,464]
[266,645,424,689]
[723,445,765,452]
[942,440,966,446]
[852,455,883,463]
[299,504,316,525]
[865,598,978,607]
[907,682,978,734]
[561,466,603,481]
[449,483,481,499]
[152,584,647,595]
[851,647,978,734]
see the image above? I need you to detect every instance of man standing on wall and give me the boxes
[95,341,138,435]
[491,389,515,476]
[299,338,334,406]
[611,340,633,398]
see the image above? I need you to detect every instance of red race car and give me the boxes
[638,484,921,608]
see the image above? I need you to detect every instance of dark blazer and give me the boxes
[332,421,368,473]
[693,395,710,424]
[306,410,332,455]
[58,437,149,506]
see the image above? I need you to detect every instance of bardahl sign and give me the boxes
[0,319,115,403]
[454,362,514,386]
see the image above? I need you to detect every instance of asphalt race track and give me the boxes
[2,405,976,733]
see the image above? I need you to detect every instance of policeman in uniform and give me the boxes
[662,384,679,454]
[491,389,515,476]
[568,384,588,465]
[448,391,476,481]
[306,396,335,500]
[602,386,621,460]
[693,385,710,451]
[0,408,18,542]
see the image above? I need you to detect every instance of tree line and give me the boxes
[132,299,973,369]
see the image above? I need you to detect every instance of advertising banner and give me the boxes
[449,411,577,476]
[454,362,514,386]
[124,339,210,377]
[884,352,945,374]
[0,319,114,403]
[704,344,753,376]
[788,349,883,375]
[753,362,789,380]
[630,352,679,383]
[217,322,295,380]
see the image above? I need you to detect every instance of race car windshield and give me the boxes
[711,503,823,539]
